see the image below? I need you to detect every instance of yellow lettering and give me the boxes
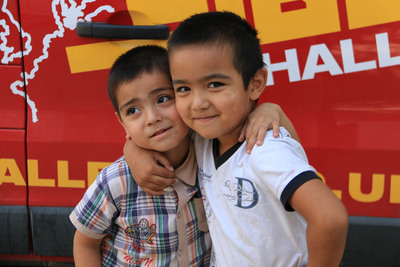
[349,172,384,202]
[345,0,400,30]
[27,159,55,187]
[0,158,26,186]
[251,0,340,44]
[317,172,342,199]
[280,0,307,13]
[87,161,111,187]
[66,40,168,74]
[390,175,400,204]
[57,161,85,188]
[126,0,208,25]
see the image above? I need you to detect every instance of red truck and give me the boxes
[1,0,399,265]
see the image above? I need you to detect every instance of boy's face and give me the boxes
[116,71,190,152]
[170,44,261,148]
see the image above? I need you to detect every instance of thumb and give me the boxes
[154,153,174,171]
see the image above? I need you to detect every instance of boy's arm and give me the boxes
[73,230,103,267]
[124,138,177,195]
[238,103,300,154]
[289,179,348,267]
[125,102,295,194]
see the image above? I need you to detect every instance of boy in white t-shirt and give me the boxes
[127,11,348,267]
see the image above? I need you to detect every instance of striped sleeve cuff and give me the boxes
[280,170,321,211]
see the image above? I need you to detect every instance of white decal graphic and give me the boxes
[1,0,115,123]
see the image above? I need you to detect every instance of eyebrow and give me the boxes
[119,87,173,112]
[172,73,231,85]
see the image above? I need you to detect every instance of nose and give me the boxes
[146,106,162,125]
[191,90,210,111]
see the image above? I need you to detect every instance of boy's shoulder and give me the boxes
[98,155,127,176]
[249,127,308,164]
[93,155,133,188]
[266,127,293,141]
[257,127,301,149]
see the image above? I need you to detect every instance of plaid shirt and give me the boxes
[70,143,211,266]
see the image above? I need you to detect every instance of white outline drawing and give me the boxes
[1,0,115,123]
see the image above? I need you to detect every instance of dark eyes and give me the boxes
[175,82,225,93]
[176,82,224,93]
[176,86,190,93]
[157,95,172,104]
[127,107,139,115]
[125,95,172,116]
[209,82,224,88]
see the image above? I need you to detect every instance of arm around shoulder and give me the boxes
[123,138,177,195]
[73,230,103,267]
[240,102,300,153]
[289,179,348,267]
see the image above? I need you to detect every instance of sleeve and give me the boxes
[69,165,119,239]
[249,127,320,211]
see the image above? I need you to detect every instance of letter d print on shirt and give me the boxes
[223,177,259,209]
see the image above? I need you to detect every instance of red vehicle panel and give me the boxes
[0,130,26,206]
[1,0,399,265]
[261,20,400,218]
[0,65,25,129]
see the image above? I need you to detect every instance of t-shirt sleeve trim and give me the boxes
[280,170,321,211]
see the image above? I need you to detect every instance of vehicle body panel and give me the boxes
[0,0,399,265]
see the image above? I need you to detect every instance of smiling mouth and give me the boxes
[195,116,216,123]
[151,128,170,137]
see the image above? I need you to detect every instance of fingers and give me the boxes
[128,157,176,196]
[245,121,257,154]
[272,119,280,138]
[153,163,177,178]
[139,175,178,196]
[238,120,248,142]
[154,154,175,172]
[255,122,269,145]
[245,117,281,153]
[245,119,261,154]
[134,164,177,196]
[242,103,286,154]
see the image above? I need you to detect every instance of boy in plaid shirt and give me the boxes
[70,46,211,266]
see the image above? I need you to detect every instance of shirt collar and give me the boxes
[175,141,197,186]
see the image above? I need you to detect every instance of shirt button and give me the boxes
[178,250,182,256]
[177,212,181,219]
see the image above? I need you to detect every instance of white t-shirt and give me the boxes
[194,127,319,267]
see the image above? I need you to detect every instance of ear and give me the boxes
[115,112,130,139]
[248,68,268,101]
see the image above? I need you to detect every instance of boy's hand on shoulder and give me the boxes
[124,138,177,196]
[239,103,280,153]
[239,103,301,154]
[133,153,178,196]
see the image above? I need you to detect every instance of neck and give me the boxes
[163,135,190,169]
[217,124,243,156]
[218,106,255,155]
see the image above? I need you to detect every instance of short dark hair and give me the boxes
[108,45,171,114]
[167,11,265,88]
